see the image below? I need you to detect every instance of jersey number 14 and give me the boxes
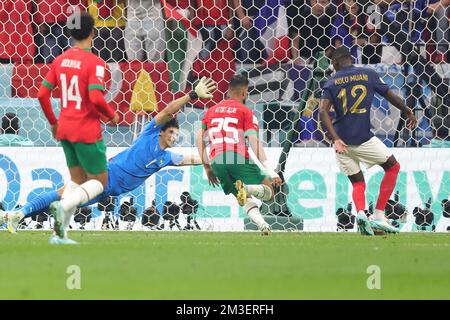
[60,73,82,110]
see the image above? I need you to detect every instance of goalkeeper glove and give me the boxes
[192,77,217,99]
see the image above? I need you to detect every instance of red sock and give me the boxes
[352,181,366,212]
[376,162,400,211]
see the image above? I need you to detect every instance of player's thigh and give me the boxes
[335,152,361,177]
[60,140,80,169]
[73,140,108,176]
[352,137,392,169]
[211,163,236,196]
[68,166,88,185]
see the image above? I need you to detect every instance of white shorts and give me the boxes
[335,136,392,176]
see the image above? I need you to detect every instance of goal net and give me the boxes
[0,0,449,232]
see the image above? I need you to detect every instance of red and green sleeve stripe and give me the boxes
[42,79,54,90]
[88,84,104,91]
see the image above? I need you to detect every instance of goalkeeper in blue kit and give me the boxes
[0,77,216,244]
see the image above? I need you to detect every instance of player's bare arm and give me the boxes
[177,154,203,166]
[196,128,220,187]
[247,134,282,187]
[384,90,417,129]
[318,98,348,154]
[154,77,216,126]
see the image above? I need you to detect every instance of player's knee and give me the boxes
[385,160,400,174]
[88,172,108,188]
[263,184,274,201]
[348,171,364,184]
[390,161,400,174]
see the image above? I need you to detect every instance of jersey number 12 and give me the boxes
[337,84,367,114]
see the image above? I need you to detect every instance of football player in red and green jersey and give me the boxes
[197,74,282,235]
[37,11,119,244]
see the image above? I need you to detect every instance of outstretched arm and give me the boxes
[318,98,348,154]
[154,77,216,126]
[177,154,203,166]
[384,90,417,129]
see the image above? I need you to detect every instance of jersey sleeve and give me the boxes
[88,58,106,92]
[42,63,57,90]
[371,69,389,97]
[201,111,209,130]
[167,151,184,166]
[201,117,207,130]
[143,118,163,135]
[243,108,258,137]
[321,81,333,101]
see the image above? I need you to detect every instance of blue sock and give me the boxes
[21,191,60,218]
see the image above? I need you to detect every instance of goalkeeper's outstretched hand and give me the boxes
[195,77,217,99]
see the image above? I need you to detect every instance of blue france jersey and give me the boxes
[107,119,183,194]
[321,66,389,145]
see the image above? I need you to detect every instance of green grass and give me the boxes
[1,231,450,299]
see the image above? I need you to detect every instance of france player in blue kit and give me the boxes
[1,77,217,243]
[319,47,417,236]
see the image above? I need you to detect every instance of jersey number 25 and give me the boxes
[209,117,239,144]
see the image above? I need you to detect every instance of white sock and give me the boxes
[244,199,267,230]
[245,184,273,201]
[61,181,79,232]
[373,209,385,220]
[60,179,103,213]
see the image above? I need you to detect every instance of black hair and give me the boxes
[67,11,95,41]
[229,73,249,91]
[161,118,179,132]
[331,47,352,62]
[1,113,19,134]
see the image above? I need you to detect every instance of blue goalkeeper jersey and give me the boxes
[321,65,390,145]
[107,119,184,195]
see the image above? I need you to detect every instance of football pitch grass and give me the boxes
[1,231,450,300]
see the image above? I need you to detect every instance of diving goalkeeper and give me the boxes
[0,77,216,244]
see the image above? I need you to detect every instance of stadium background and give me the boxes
[0,0,449,232]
